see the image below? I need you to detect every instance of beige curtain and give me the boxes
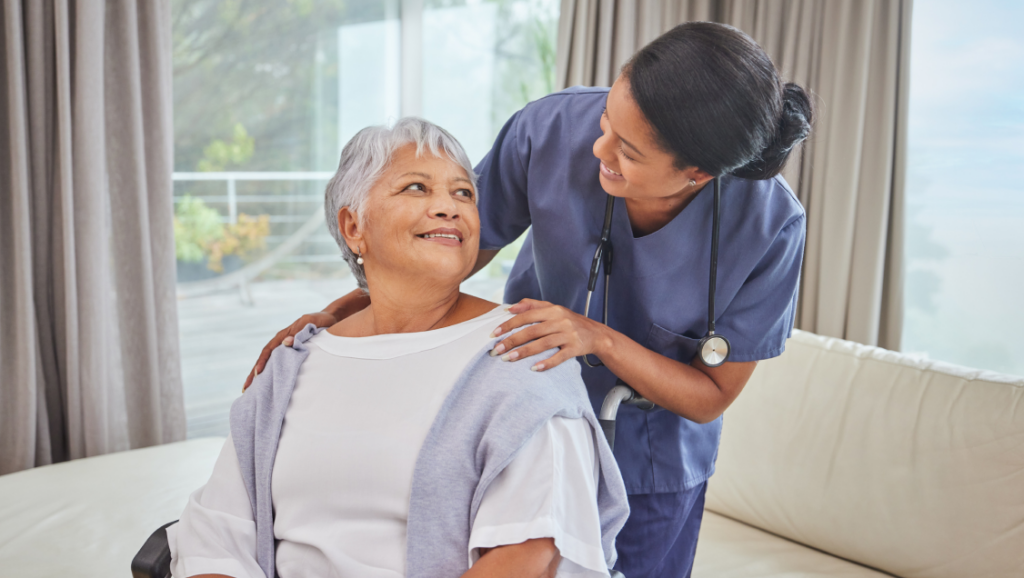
[0,0,185,475]
[556,0,911,350]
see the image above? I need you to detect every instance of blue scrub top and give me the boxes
[474,87,806,494]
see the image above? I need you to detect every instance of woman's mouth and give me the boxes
[417,228,463,247]
[599,161,625,181]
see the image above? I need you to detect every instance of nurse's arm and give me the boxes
[491,300,756,424]
[243,249,502,390]
[599,338,758,425]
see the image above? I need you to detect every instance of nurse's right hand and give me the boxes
[242,288,370,391]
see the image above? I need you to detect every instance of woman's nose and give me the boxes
[429,192,459,219]
[593,131,613,161]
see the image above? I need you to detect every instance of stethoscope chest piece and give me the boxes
[698,333,730,367]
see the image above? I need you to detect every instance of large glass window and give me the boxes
[902,0,1024,376]
[173,0,557,437]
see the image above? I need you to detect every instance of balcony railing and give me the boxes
[172,171,340,298]
[173,171,334,223]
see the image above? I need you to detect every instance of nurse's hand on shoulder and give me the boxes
[489,299,611,372]
[243,311,337,392]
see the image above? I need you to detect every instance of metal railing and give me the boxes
[173,171,334,223]
[172,171,339,298]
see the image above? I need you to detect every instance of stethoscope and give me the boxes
[582,176,731,369]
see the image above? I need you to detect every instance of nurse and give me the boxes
[245,22,811,578]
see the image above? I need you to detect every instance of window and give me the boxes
[902,0,1024,376]
[173,0,557,437]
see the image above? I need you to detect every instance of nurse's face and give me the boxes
[593,77,711,200]
[337,144,480,293]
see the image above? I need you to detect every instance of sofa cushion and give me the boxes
[706,330,1024,578]
[0,437,223,577]
[694,511,892,577]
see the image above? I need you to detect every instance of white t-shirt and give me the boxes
[168,305,610,577]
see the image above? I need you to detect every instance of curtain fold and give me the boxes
[556,0,910,350]
[0,0,185,475]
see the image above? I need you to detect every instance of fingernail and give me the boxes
[531,363,544,372]
[490,343,506,356]
[501,351,519,362]
[490,327,503,338]
[284,337,294,346]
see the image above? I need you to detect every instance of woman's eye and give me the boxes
[618,145,635,162]
[455,189,473,199]
[404,183,426,192]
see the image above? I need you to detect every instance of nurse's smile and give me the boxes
[599,161,625,181]
[593,78,712,216]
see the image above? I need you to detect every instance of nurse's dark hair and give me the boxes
[623,22,813,179]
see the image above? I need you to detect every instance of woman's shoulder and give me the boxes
[515,87,607,140]
[451,294,502,324]
[464,337,590,411]
[725,173,806,237]
[523,86,609,115]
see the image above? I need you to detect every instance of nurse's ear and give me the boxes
[677,166,715,190]
[337,206,365,253]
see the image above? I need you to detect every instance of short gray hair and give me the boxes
[324,117,477,292]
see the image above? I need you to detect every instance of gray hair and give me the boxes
[324,117,478,292]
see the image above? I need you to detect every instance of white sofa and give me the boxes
[1,330,1021,576]
[693,330,1024,577]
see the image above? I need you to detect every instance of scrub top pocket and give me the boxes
[645,323,702,365]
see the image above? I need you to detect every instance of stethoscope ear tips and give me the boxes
[698,334,731,367]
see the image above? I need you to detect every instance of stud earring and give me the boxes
[689,179,697,187]
[356,248,364,265]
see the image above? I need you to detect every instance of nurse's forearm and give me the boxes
[595,328,757,424]
[322,288,371,321]
[468,249,500,278]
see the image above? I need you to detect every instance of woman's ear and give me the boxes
[685,167,715,188]
[337,207,363,253]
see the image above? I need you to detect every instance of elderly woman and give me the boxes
[167,118,629,578]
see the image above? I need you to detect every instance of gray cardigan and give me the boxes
[230,323,630,578]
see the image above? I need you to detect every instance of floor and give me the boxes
[177,274,509,438]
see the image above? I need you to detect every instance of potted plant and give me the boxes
[174,195,270,282]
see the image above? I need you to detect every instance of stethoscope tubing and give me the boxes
[582,177,730,368]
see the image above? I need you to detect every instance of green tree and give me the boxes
[197,123,256,172]
[172,0,359,172]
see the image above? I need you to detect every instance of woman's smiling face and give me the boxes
[338,143,480,292]
[593,77,709,200]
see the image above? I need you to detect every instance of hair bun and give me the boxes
[731,83,814,180]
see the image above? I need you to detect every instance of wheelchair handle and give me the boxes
[599,383,654,450]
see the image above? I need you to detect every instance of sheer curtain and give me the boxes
[556,0,911,349]
[0,0,185,475]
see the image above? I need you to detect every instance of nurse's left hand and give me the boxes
[489,299,611,371]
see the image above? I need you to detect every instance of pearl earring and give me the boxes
[689,179,697,187]
[356,248,364,265]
